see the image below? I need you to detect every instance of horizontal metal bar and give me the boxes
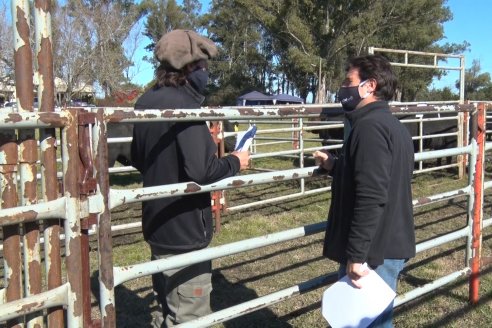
[413,163,459,174]
[177,273,338,328]
[414,146,470,161]
[413,186,470,207]
[389,62,463,70]
[416,227,469,253]
[0,284,68,322]
[109,167,319,209]
[0,197,67,226]
[394,268,470,307]
[227,187,331,212]
[0,111,70,129]
[113,221,326,286]
[370,47,464,59]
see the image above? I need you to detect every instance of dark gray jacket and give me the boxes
[131,83,240,251]
[323,101,415,266]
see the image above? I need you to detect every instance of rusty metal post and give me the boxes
[469,103,485,304]
[12,0,34,112]
[62,109,84,326]
[78,109,99,328]
[93,109,116,327]
[0,130,21,328]
[19,132,41,328]
[34,0,65,326]
[13,1,43,326]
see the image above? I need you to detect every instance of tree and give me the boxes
[203,0,278,105]
[52,2,96,102]
[456,60,492,100]
[52,0,146,101]
[228,0,465,103]
[0,2,14,86]
[142,0,202,68]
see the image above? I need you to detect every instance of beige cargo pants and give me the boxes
[150,246,212,327]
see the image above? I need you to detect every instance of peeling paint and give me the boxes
[185,183,201,193]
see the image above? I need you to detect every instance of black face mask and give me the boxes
[337,80,370,112]
[187,69,209,94]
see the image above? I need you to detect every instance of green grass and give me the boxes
[97,124,492,327]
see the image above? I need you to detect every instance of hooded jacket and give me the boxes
[323,101,416,266]
[131,83,240,251]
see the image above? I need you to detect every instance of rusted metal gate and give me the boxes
[0,1,490,327]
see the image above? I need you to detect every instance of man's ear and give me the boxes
[366,78,377,93]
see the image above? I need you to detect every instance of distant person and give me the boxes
[131,29,249,327]
[313,55,415,328]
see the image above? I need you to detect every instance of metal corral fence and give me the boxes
[102,101,469,219]
[1,1,491,327]
[0,101,490,328]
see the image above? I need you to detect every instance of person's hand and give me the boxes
[231,151,250,170]
[346,260,370,288]
[312,150,335,171]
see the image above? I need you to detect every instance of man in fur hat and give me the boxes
[131,29,249,327]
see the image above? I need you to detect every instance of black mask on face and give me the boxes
[188,69,209,94]
[337,80,370,112]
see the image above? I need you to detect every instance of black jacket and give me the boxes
[131,83,240,251]
[323,101,415,267]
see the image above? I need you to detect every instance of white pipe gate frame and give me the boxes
[0,101,491,327]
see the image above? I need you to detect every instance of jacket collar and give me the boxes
[182,83,205,105]
[344,100,389,124]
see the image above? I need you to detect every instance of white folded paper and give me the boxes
[234,125,256,151]
[321,267,396,328]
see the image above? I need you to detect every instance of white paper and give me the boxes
[321,269,396,328]
[234,125,256,151]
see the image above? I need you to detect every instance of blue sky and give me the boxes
[5,0,489,94]
[432,0,491,90]
[132,0,490,94]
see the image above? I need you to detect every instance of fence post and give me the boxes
[34,0,65,325]
[94,108,117,327]
[62,109,84,326]
[469,102,485,304]
[0,130,22,328]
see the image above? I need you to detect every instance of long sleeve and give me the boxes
[345,122,392,263]
[176,122,240,185]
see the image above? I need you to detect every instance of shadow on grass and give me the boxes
[91,271,155,327]
[396,265,492,327]
[211,271,293,328]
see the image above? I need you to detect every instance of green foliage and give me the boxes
[456,60,492,100]
[141,0,202,68]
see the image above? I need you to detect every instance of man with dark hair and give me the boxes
[314,54,415,327]
[131,29,249,327]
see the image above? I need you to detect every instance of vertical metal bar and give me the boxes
[0,130,22,328]
[457,112,464,179]
[12,0,34,112]
[7,1,33,327]
[14,1,42,326]
[93,109,116,327]
[466,106,477,269]
[78,109,98,328]
[469,103,485,304]
[34,0,64,326]
[298,118,305,193]
[19,134,41,328]
[459,56,465,104]
[62,109,84,326]
[419,115,423,171]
